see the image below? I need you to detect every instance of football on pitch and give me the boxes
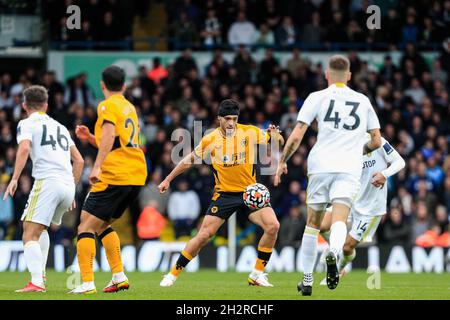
[243,183,271,209]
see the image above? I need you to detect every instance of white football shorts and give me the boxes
[348,210,383,242]
[306,173,360,209]
[21,179,75,226]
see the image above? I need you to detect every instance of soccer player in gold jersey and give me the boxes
[159,99,284,287]
[70,66,147,294]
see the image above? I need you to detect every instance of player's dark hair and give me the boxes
[328,55,350,71]
[23,85,48,110]
[102,65,125,91]
[218,99,240,117]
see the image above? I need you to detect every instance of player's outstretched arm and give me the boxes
[363,128,382,155]
[90,122,115,185]
[158,151,196,193]
[274,121,308,186]
[3,140,31,200]
[75,125,98,148]
[70,145,84,185]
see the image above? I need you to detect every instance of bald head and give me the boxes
[326,54,351,84]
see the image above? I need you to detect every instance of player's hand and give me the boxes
[75,125,91,141]
[267,124,285,146]
[267,124,281,134]
[274,162,288,187]
[89,166,101,185]
[158,179,170,194]
[371,172,386,188]
[3,179,18,200]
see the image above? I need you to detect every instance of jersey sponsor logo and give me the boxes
[362,160,376,169]
[383,142,393,154]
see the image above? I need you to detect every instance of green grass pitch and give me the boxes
[0,270,449,300]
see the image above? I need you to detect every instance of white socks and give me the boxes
[339,250,356,272]
[112,272,127,283]
[329,221,347,258]
[300,226,320,285]
[24,241,44,287]
[251,269,263,275]
[39,230,50,277]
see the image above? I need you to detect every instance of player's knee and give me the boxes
[265,221,280,236]
[197,229,214,245]
[77,222,95,235]
[22,230,38,243]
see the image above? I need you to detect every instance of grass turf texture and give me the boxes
[0,270,449,300]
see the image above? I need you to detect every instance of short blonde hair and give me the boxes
[328,55,350,72]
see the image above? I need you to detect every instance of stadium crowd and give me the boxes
[43,0,450,50]
[0,41,449,248]
[1,0,450,247]
[165,0,450,50]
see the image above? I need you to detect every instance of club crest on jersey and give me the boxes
[383,142,393,154]
[222,155,230,162]
[241,138,248,146]
[211,206,218,214]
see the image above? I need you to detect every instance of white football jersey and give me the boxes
[297,84,380,178]
[17,112,75,183]
[353,137,402,216]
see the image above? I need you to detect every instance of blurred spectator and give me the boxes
[431,58,448,85]
[147,57,169,85]
[286,48,309,79]
[167,180,201,238]
[276,16,298,48]
[259,48,279,91]
[404,78,426,105]
[48,223,74,246]
[139,170,170,214]
[96,11,121,42]
[444,175,450,211]
[420,17,440,45]
[415,222,450,247]
[173,49,198,79]
[64,73,95,108]
[0,178,13,239]
[326,11,348,44]
[278,206,306,247]
[169,11,199,50]
[277,181,301,218]
[200,9,222,48]
[402,14,419,45]
[302,11,325,44]
[176,0,201,28]
[254,23,275,46]
[435,205,449,233]
[411,202,431,244]
[426,156,445,188]
[227,11,257,47]
[382,208,411,245]
[137,200,167,240]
